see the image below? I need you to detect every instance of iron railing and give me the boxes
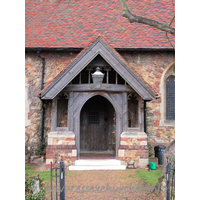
[166,157,175,200]
[51,154,65,200]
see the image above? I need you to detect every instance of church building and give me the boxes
[25,0,175,169]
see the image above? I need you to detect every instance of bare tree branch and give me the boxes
[169,15,175,26]
[165,15,175,49]
[166,32,175,49]
[118,0,175,36]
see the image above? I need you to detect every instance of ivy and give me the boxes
[25,174,45,200]
[35,141,47,156]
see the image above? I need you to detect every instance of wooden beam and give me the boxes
[41,37,156,100]
[63,84,135,92]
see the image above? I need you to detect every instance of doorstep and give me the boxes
[69,159,126,170]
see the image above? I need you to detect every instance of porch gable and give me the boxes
[40,36,156,100]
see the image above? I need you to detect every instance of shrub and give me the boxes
[25,173,45,200]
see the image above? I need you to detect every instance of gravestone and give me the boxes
[32,180,40,194]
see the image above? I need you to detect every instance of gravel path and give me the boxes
[47,169,160,200]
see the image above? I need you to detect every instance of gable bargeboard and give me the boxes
[40,36,156,100]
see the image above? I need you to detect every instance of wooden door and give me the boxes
[80,95,114,152]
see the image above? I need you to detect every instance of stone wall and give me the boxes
[162,140,175,172]
[46,131,77,169]
[25,50,175,160]
[118,132,149,168]
[146,99,175,147]
[120,51,175,148]
[160,140,175,199]
[25,51,78,155]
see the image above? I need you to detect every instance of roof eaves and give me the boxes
[99,37,157,97]
[40,35,157,99]
[40,35,102,96]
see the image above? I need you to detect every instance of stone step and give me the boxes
[69,165,126,171]
[75,159,121,166]
[69,159,126,170]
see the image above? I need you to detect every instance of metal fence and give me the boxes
[51,154,65,200]
[166,158,175,200]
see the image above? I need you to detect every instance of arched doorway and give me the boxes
[80,95,116,159]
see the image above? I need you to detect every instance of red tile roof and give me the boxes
[25,0,175,49]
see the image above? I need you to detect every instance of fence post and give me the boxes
[166,158,171,200]
[51,161,53,200]
[60,157,65,200]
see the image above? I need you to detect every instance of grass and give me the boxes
[25,164,52,184]
[25,164,31,170]
[135,170,162,186]
[119,169,161,186]
[25,164,78,184]
[25,164,161,187]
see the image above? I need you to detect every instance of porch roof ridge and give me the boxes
[40,35,156,100]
